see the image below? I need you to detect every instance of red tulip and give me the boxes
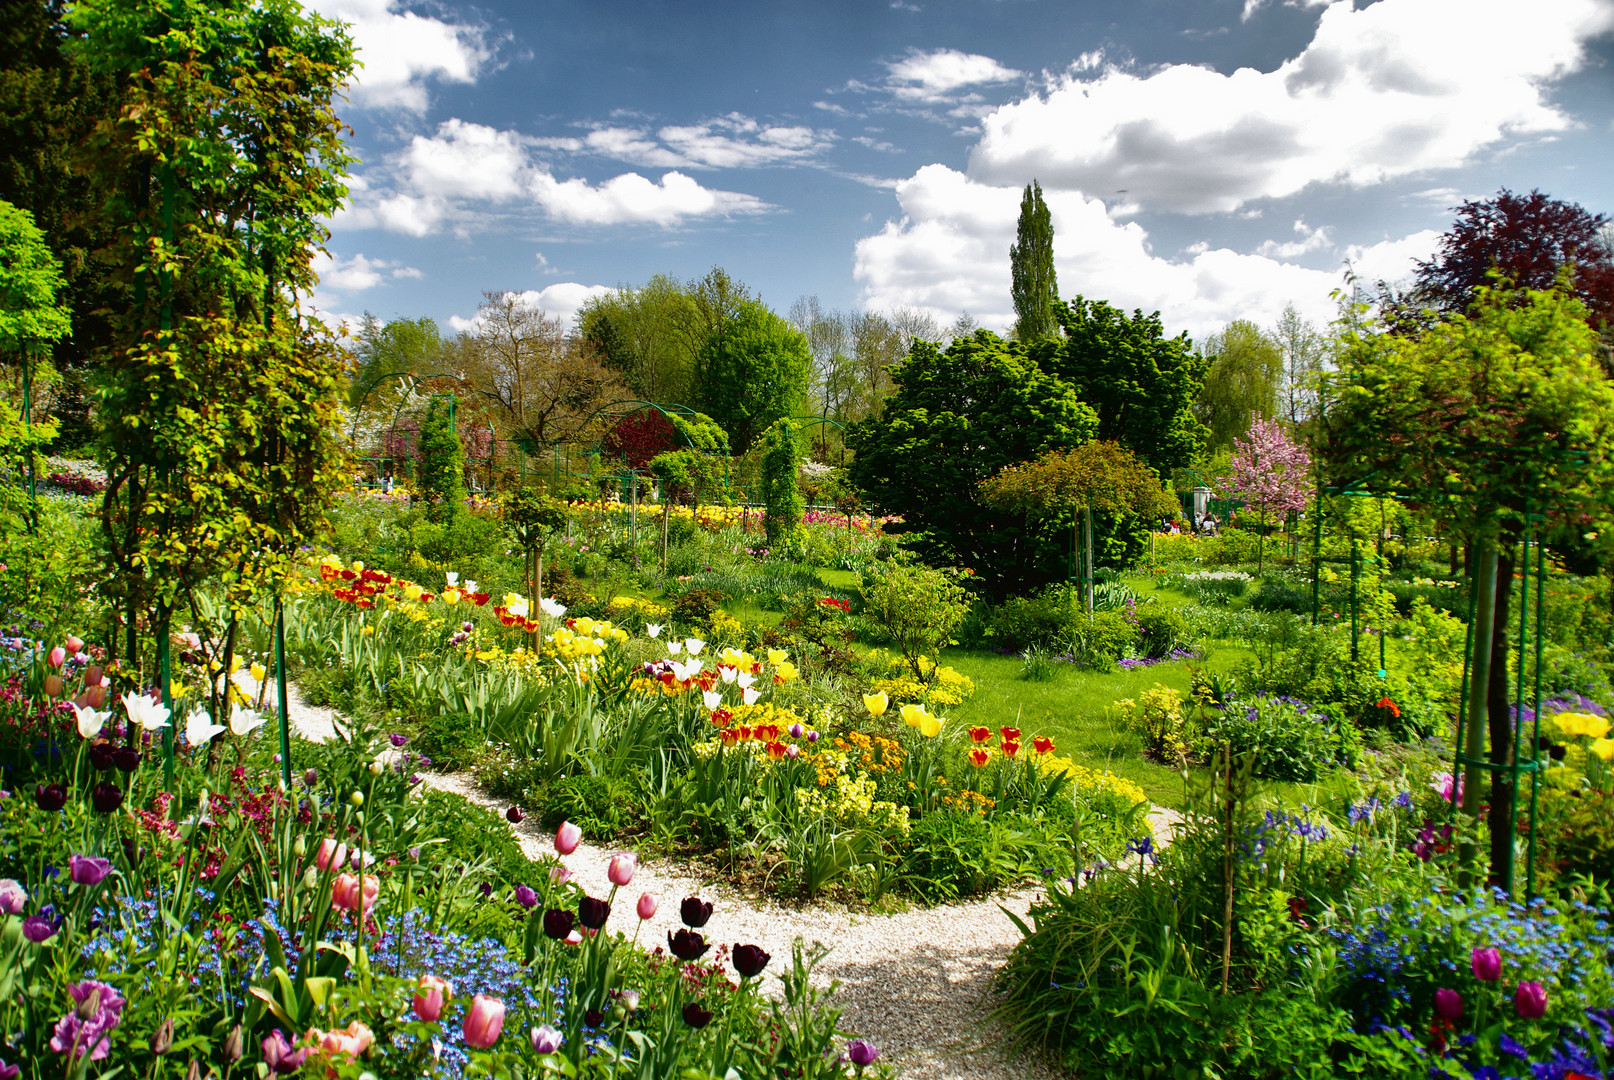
[463,995,505,1048]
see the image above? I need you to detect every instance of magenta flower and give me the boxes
[23,907,60,943]
[262,1029,307,1074]
[1433,988,1462,1021]
[0,878,25,914]
[49,980,125,1061]
[68,855,111,887]
[847,1039,880,1068]
[1471,947,1502,983]
[1515,981,1547,1020]
[513,885,538,910]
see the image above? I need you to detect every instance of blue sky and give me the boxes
[305,0,1614,343]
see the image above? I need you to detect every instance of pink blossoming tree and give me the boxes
[1217,417,1311,573]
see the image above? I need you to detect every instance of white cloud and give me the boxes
[853,164,1373,341]
[531,170,768,226]
[546,115,835,170]
[884,48,1024,102]
[306,0,488,113]
[969,0,1614,213]
[1343,229,1441,285]
[1241,0,1330,21]
[1255,219,1333,258]
[311,251,424,291]
[448,284,613,333]
[335,119,772,234]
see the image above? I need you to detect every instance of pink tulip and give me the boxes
[331,873,379,914]
[1433,988,1462,1021]
[1515,980,1547,1020]
[48,646,66,668]
[555,821,582,855]
[85,665,103,686]
[413,975,452,1022]
[608,852,637,887]
[1471,947,1502,983]
[549,866,573,886]
[316,1021,373,1057]
[65,636,84,655]
[315,838,348,872]
[463,995,505,1049]
[637,893,658,920]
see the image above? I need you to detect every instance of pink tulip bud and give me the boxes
[463,995,506,1048]
[608,852,637,887]
[550,865,573,886]
[48,646,66,668]
[65,636,84,655]
[1514,980,1547,1020]
[413,975,452,1022]
[637,893,658,920]
[315,838,347,872]
[555,821,582,856]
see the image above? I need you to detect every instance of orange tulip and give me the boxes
[1000,739,1020,758]
[968,748,990,767]
[968,726,992,744]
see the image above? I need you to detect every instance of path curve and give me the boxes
[282,686,1174,1080]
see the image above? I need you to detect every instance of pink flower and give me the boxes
[331,873,379,914]
[1430,772,1464,804]
[637,893,658,920]
[48,646,66,668]
[413,975,452,1023]
[608,852,637,887]
[1433,988,1462,1021]
[1515,980,1547,1020]
[314,838,348,872]
[65,636,84,655]
[316,1021,373,1057]
[550,865,573,886]
[463,995,506,1049]
[49,980,124,1061]
[1471,947,1502,983]
[555,821,582,855]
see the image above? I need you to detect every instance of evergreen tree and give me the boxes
[418,396,465,521]
[1010,180,1059,342]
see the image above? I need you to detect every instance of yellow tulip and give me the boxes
[351,560,365,572]
[863,692,889,716]
[441,588,460,605]
[775,662,799,682]
[250,662,267,682]
[900,703,928,728]
[1591,737,1614,762]
[767,649,789,667]
[919,715,942,738]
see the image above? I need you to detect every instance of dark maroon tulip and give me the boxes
[91,782,124,814]
[506,806,525,823]
[121,838,143,867]
[679,896,713,928]
[578,896,611,930]
[668,929,709,961]
[583,1009,603,1029]
[733,943,771,979]
[88,743,116,772]
[35,784,68,812]
[542,909,575,940]
[112,747,141,773]
[681,1002,712,1029]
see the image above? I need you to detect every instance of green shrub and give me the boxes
[900,810,1039,902]
[541,774,643,840]
[1249,571,1312,613]
[1061,610,1139,672]
[413,708,485,771]
[669,587,729,625]
[1134,605,1188,658]
[990,589,1078,651]
[1199,694,1354,782]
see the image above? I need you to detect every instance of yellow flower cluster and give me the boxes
[571,499,746,531]
[544,617,629,665]
[1111,684,1188,757]
[727,701,806,731]
[1554,712,1611,740]
[609,595,671,619]
[1039,755,1150,807]
[832,731,905,775]
[866,652,976,708]
[939,788,994,817]
[795,765,909,834]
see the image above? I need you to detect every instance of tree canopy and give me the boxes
[692,298,809,454]
[1194,320,1282,457]
[979,441,1175,520]
[1011,180,1059,342]
[0,199,70,351]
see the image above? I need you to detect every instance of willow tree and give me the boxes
[71,0,355,776]
[980,441,1177,615]
[1324,277,1614,889]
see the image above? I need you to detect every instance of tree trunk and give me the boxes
[1487,548,1516,891]
[1459,537,1498,887]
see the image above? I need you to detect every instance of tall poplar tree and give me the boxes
[1010,180,1059,342]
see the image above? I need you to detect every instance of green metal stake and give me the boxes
[275,596,292,790]
[160,606,174,790]
[1525,527,1545,899]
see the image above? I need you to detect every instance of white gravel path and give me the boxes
[280,685,1179,1080]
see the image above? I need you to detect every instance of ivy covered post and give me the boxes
[760,417,804,553]
[979,441,1178,617]
[647,450,697,573]
[418,395,465,522]
[71,0,356,789]
[502,487,569,647]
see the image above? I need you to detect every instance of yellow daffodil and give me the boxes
[919,715,943,738]
[863,692,889,716]
[899,703,928,728]
[767,649,789,667]
[1591,737,1614,762]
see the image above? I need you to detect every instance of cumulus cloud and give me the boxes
[853,164,1394,340]
[311,251,424,291]
[1241,0,1330,21]
[1255,219,1333,258]
[968,0,1614,214]
[335,118,772,234]
[447,284,614,333]
[884,48,1024,102]
[1344,229,1441,286]
[539,115,835,170]
[306,0,488,113]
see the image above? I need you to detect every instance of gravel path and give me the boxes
[280,686,1177,1080]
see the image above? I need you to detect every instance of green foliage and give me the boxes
[1011,180,1059,342]
[417,396,464,520]
[501,485,568,553]
[1047,296,1209,477]
[1134,605,1188,658]
[0,198,70,349]
[979,440,1178,521]
[693,299,809,453]
[348,314,442,412]
[859,561,971,683]
[1194,320,1282,456]
[1199,694,1354,782]
[845,331,1099,597]
[760,416,805,550]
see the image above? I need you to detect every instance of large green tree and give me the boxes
[846,330,1098,597]
[1011,180,1059,342]
[1194,319,1283,456]
[692,298,809,454]
[1324,279,1614,890]
[1044,297,1208,476]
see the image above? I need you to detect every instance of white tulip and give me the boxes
[741,686,761,706]
[540,597,567,618]
[702,690,722,710]
[72,704,109,740]
[684,638,705,657]
[646,623,663,639]
[186,708,226,748]
[122,691,171,732]
[230,707,269,737]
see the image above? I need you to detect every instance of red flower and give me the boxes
[968,748,990,767]
[999,726,1021,743]
[968,726,992,744]
[1032,736,1054,755]
[1376,697,1401,718]
[1000,739,1021,758]
[470,592,490,606]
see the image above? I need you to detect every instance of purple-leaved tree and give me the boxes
[1217,417,1311,573]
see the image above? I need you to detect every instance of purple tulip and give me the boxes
[1471,946,1502,983]
[530,1024,562,1053]
[389,733,409,748]
[69,855,111,887]
[1515,980,1547,1020]
[23,907,61,943]
[1433,988,1462,1021]
[578,896,611,930]
[733,943,771,979]
[112,747,140,773]
[0,1056,18,1080]
[514,885,538,910]
[262,1029,307,1074]
[49,980,125,1061]
[668,928,709,961]
[847,1039,880,1067]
